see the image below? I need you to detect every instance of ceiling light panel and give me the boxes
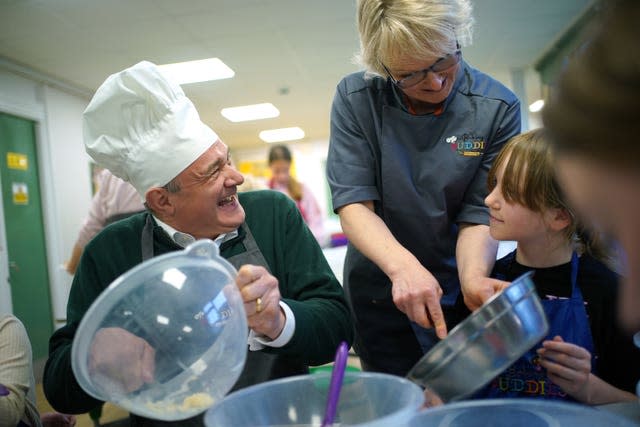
[158,58,234,85]
[259,127,305,143]
[221,103,280,122]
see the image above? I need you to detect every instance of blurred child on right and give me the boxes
[473,128,640,404]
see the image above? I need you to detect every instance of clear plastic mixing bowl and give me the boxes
[71,240,248,421]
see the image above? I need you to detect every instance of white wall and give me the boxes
[0,67,92,323]
[41,86,94,323]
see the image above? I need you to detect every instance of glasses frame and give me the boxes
[382,50,462,89]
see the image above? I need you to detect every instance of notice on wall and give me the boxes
[12,182,28,205]
[7,152,28,170]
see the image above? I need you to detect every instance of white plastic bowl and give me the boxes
[72,240,248,421]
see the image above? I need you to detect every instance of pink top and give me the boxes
[269,181,326,245]
[75,169,145,247]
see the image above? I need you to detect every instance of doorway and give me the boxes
[0,111,53,359]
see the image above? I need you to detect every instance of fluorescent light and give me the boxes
[221,103,280,122]
[158,58,234,85]
[259,127,305,143]
[529,99,545,113]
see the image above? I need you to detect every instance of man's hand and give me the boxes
[88,327,155,393]
[389,259,447,339]
[236,265,285,340]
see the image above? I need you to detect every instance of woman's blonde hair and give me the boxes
[355,0,473,76]
[488,128,610,261]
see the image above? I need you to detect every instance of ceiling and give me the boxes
[0,0,594,151]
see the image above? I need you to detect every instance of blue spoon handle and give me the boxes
[0,383,9,396]
[321,341,349,427]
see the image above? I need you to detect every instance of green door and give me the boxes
[0,112,53,359]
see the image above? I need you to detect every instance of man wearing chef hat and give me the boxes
[42,61,353,426]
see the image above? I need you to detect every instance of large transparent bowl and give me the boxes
[204,372,424,427]
[407,271,549,402]
[407,398,638,427]
[71,240,248,421]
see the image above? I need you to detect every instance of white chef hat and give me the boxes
[83,60,218,198]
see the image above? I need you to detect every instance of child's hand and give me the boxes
[536,335,592,402]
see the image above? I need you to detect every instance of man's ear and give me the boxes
[548,207,572,232]
[145,187,175,218]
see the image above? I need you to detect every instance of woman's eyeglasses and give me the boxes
[382,50,462,89]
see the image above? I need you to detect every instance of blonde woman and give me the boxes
[327,0,520,375]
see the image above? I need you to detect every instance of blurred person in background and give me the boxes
[65,168,144,275]
[268,145,326,246]
[327,0,520,375]
[543,0,640,334]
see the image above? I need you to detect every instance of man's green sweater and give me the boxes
[43,190,353,416]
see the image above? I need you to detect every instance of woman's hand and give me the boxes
[461,277,510,311]
[537,335,592,402]
[456,223,504,311]
[389,258,447,339]
[236,264,285,340]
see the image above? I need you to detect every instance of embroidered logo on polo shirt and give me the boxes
[445,133,486,157]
